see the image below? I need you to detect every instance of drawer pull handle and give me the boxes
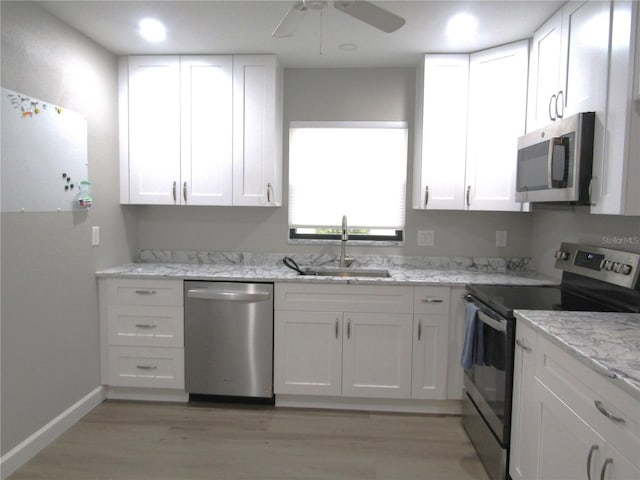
[136,365,157,370]
[515,338,532,352]
[335,319,339,339]
[418,321,422,341]
[135,324,157,329]
[421,298,443,303]
[134,290,157,295]
[347,319,351,339]
[594,400,625,424]
[600,458,613,480]
[587,445,598,480]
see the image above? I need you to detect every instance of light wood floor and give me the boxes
[11,400,490,479]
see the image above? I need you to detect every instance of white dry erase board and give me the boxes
[1,87,88,212]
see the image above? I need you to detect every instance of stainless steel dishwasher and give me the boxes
[184,281,274,401]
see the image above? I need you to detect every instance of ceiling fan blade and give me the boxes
[272,2,307,38]
[333,1,405,33]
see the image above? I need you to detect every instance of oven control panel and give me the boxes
[554,242,640,289]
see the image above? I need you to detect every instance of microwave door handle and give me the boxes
[547,137,568,189]
[477,310,507,333]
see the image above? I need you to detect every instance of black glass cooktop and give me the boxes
[467,282,640,319]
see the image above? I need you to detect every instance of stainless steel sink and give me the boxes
[303,267,391,278]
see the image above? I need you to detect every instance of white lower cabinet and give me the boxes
[99,278,185,395]
[510,320,640,480]
[274,310,342,396]
[274,283,451,403]
[342,312,413,399]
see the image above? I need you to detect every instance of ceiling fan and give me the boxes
[272,1,406,38]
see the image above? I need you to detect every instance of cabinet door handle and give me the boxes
[172,181,177,202]
[515,338,532,352]
[417,321,422,341]
[587,445,599,480]
[136,365,157,370]
[556,90,564,119]
[267,183,273,204]
[183,181,187,203]
[335,319,339,339]
[466,185,471,207]
[347,319,351,339]
[600,458,613,480]
[549,94,557,121]
[594,400,625,423]
[421,298,443,303]
[424,186,429,208]
[134,289,157,295]
[135,324,157,329]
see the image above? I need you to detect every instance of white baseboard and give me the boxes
[0,386,106,479]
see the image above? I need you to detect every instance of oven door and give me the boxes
[463,305,515,445]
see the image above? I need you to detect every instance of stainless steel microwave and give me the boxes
[516,112,595,203]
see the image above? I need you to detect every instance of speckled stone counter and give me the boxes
[96,262,555,287]
[515,310,640,400]
[97,250,555,286]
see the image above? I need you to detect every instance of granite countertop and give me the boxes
[515,310,640,400]
[96,262,556,287]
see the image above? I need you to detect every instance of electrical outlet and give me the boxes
[92,226,100,247]
[496,230,507,247]
[417,230,434,247]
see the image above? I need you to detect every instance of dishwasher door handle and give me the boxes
[186,289,271,302]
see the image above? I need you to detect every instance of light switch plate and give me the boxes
[92,226,100,247]
[496,230,507,247]
[418,230,434,247]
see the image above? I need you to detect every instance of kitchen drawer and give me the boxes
[413,286,450,314]
[107,346,184,389]
[275,283,413,314]
[536,335,640,469]
[106,279,183,306]
[107,305,183,347]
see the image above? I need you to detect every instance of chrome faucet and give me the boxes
[339,215,351,268]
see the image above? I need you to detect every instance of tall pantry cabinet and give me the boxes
[119,54,282,207]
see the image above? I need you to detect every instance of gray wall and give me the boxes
[529,207,640,279]
[135,67,533,258]
[1,1,136,455]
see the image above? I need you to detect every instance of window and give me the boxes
[288,121,408,243]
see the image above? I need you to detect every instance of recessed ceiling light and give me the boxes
[446,13,478,41]
[339,43,358,52]
[138,18,166,43]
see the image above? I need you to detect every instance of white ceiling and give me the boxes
[37,1,564,68]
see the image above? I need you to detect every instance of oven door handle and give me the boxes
[477,310,507,333]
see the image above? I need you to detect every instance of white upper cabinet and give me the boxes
[232,55,283,206]
[181,56,233,206]
[120,54,282,206]
[591,1,640,215]
[125,56,181,205]
[465,40,529,211]
[413,55,469,210]
[414,41,529,212]
[527,1,611,132]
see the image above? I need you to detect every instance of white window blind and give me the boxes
[288,121,408,229]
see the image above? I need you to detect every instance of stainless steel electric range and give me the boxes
[462,242,640,480]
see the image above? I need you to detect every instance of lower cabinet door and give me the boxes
[536,379,605,480]
[600,444,640,480]
[274,310,343,396]
[411,313,449,399]
[107,346,184,389]
[342,312,413,399]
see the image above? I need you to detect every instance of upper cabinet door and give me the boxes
[465,40,529,211]
[413,55,469,210]
[232,55,282,206]
[180,56,233,206]
[127,56,181,205]
[527,10,563,132]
